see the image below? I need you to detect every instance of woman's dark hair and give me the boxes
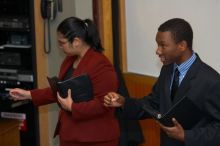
[158,18,193,50]
[57,17,104,52]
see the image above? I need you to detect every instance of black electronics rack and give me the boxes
[0,0,39,146]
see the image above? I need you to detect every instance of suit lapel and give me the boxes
[163,64,174,108]
[173,56,202,103]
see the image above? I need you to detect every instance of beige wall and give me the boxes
[75,0,93,19]
[125,0,220,76]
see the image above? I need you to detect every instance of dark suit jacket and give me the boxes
[115,67,144,146]
[123,55,220,146]
[30,49,120,143]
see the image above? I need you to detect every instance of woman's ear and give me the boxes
[72,37,81,48]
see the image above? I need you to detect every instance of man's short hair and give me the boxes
[158,18,193,50]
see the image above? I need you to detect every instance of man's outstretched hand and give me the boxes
[104,92,125,107]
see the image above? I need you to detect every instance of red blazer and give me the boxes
[31,49,120,142]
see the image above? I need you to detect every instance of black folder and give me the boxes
[47,74,93,103]
[141,96,203,129]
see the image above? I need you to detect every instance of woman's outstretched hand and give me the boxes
[9,88,32,101]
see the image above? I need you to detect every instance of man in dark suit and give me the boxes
[104,18,220,146]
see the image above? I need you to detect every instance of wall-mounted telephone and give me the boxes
[41,0,57,20]
[40,0,63,54]
[41,0,58,54]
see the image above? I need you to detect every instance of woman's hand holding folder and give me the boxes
[57,89,73,111]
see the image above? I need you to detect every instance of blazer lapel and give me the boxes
[173,55,202,103]
[163,64,174,108]
[73,48,92,76]
[59,56,75,80]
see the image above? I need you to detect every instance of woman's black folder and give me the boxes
[141,96,203,129]
[47,74,93,103]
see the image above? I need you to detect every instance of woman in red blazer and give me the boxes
[9,17,120,146]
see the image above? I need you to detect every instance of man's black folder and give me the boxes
[141,96,203,129]
[47,74,93,103]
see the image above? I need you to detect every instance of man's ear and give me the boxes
[178,40,187,51]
